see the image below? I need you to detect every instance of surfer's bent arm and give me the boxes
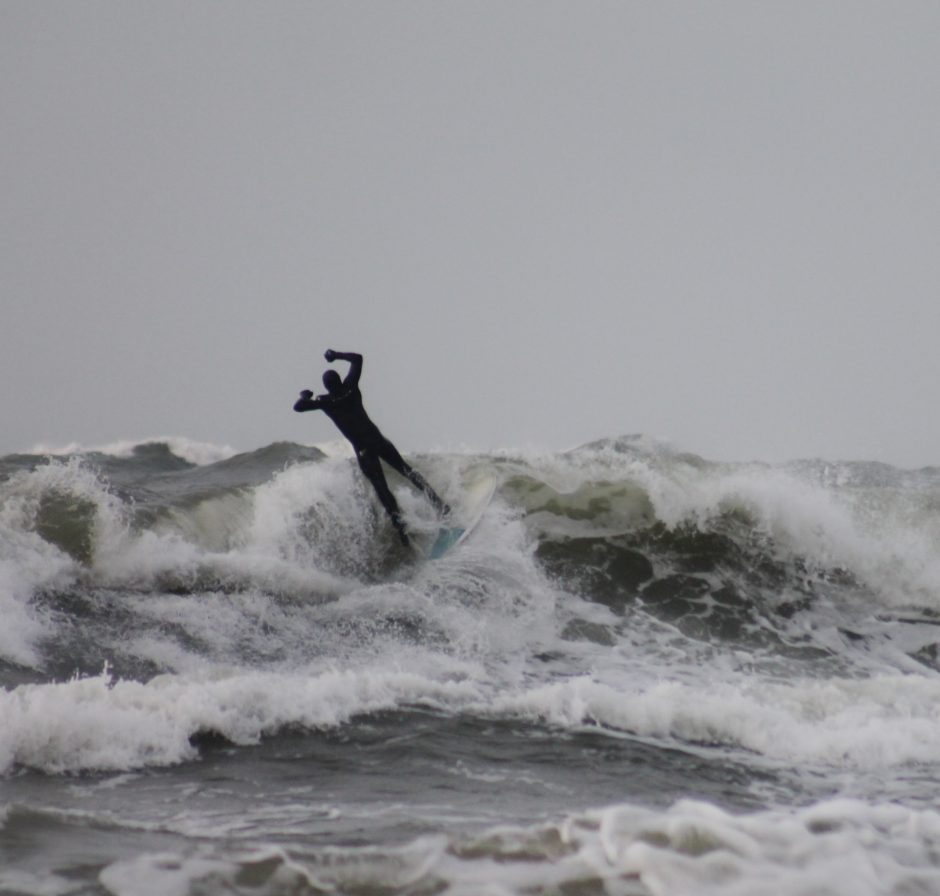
[325,350,363,387]
[293,391,325,413]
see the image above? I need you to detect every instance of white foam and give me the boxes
[0,461,100,666]
[490,670,940,770]
[0,666,482,775]
[11,658,937,776]
[246,459,370,569]
[0,868,73,896]
[0,537,59,668]
[575,799,940,896]
[99,840,446,896]
[99,850,236,896]
[94,798,940,896]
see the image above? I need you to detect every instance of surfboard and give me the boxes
[428,472,496,559]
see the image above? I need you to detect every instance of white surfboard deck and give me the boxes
[428,472,497,559]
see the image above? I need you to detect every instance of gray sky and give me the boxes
[4,2,940,466]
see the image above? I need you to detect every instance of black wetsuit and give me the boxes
[293,351,448,545]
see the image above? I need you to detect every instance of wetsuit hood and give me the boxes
[322,370,343,393]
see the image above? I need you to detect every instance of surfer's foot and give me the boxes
[397,527,410,547]
[441,503,451,518]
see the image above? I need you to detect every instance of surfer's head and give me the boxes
[322,369,343,394]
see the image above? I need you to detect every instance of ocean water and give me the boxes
[4,435,940,895]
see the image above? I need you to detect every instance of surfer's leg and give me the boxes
[356,449,410,546]
[378,439,450,517]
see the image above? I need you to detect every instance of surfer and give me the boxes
[293,349,449,546]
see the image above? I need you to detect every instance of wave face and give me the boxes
[4,435,940,894]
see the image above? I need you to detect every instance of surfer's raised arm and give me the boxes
[324,349,362,387]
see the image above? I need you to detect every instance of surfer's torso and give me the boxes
[314,384,383,449]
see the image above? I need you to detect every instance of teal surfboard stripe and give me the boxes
[429,527,465,559]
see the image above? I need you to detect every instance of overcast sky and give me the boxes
[3,2,940,466]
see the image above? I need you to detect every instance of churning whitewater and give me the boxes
[4,435,940,895]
